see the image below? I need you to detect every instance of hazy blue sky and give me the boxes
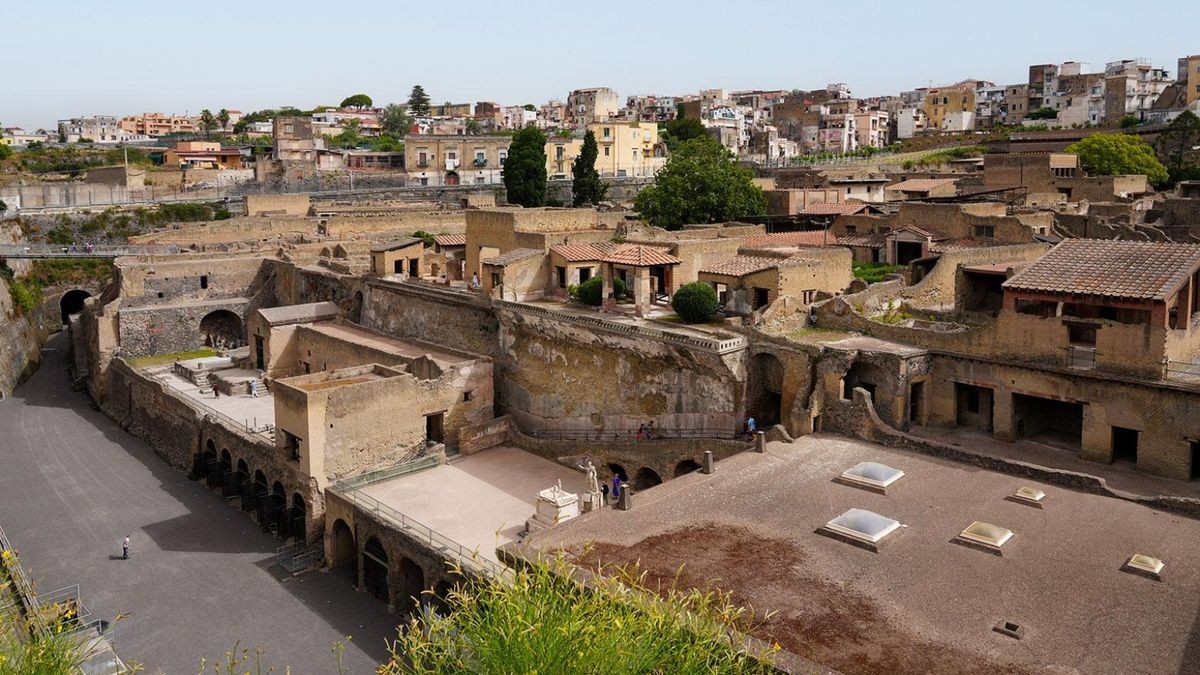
[4,0,1197,129]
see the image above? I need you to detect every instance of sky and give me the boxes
[3,0,1198,130]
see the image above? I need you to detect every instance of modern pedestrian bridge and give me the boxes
[0,244,181,259]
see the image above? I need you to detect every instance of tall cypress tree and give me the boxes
[503,127,548,207]
[571,131,606,206]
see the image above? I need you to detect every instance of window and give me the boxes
[604,146,610,156]
[491,272,501,287]
[463,391,473,402]
[448,151,457,160]
[973,225,995,239]
[603,127,611,138]
[200,275,208,289]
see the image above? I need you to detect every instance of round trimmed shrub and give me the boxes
[672,282,719,323]
[572,275,626,306]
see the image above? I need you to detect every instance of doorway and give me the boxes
[393,260,404,274]
[1111,427,1139,465]
[1192,440,1200,481]
[1012,393,1083,450]
[425,412,445,445]
[408,258,419,278]
[363,537,390,603]
[955,383,993,431]
[254,335,265,370]
[908,381,924,423]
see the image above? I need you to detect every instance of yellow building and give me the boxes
[544,122,666,179]
[1183,55,1200,106]
[923,85,976,131]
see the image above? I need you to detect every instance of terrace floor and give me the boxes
[526,434,1200,675]
[147,364,275,431]
[358,446,591,563]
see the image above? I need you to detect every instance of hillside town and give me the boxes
[3,31,1200,675]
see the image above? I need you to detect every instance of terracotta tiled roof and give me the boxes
[433,233,466,247]
[700,255,809,277]
[549,242,617,262]
[839,234,886,248]
[1002,239,1200,301]
[370,237,423,252]
[481,248,543,267]
[886,178,958,192]
[743,231,838,248]
[798,202,868,216]
[601,244,681,267]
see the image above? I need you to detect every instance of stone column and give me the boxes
[633,267,651,317]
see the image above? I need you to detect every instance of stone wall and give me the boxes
[361,281,500,358]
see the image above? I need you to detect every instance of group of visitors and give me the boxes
[635,421,657,441]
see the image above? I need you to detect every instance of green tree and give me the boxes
[370,134,404,152]
[1027,107,1058,120]
[0,144,12,161]
[340,93,373,109]
[198,109,218,138]
[571,131,606,206]
[326,119,364,149]
[1118,114,1140,129]
[523,103,536,111]
[672,281,719,323]
[216,108,231,132]
[408,85,431,117]
[1066,132,1168,186]
[380,103,413,136]
[1156,110,1200,185]
[634,136,766,230]
[503,126,548,207]
[464,118,484,136]
[662,116,706,151]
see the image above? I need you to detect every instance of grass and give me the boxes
[129,348,218,368]
[1,260,114,318]
[0,550,87,675]
[383,557,776,674]
[852,262,903,284]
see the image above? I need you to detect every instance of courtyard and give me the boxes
[527,434,1200,675]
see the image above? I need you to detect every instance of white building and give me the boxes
[896,108,926,139]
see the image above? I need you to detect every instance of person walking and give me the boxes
[746,415,757,439]
[122,535,130,560]
[611,474,621,500]
[600,483,610,505]
[250,380,258,398]
[646,420,656,440]
[636,424,646,442]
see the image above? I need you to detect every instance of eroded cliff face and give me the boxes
[0,223,43,397]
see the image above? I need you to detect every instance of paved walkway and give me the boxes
[0,333,398,674]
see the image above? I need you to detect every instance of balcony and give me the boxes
[473,157,487,167]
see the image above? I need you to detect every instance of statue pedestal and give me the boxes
[525,485,580,533]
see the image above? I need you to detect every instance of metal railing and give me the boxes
[0,243,182,259]
[333,487,507,580]
[331,453,438,492]
[205,407,275,441]
[530,427,743,442]
[275,539,324,575]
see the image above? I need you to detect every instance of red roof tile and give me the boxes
[1002,239,1200,301]
[700,255,809,277]
[434,233,466,246]
[743,231,838,248]
[601,244,681,267]
[549,242,616,262]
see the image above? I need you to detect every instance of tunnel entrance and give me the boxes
[59,289,91,324]
[199,309,244,349]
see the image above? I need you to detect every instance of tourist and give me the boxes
[611,474,621,500]
[600,483,609,505]
[122,535,130,560]
[471,272,480,290]
[746,415,757,438]
[213,385,220,399]
[646,420,656,440]
[250,381,258,398]
[636,424,645,442]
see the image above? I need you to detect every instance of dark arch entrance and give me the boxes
[606,463,627,484]
[431,578,455,615]
[674,459,701,477]
[288,493,306,542]
[751,352,785,428]
[633,467,663,490]
[330,519,357,586]
[363,537,390,603]
[236,460,252,511]
[252,471,269,525]
[196,440,217,482]
[59,289,91,324]
[199,309,244,349]
[843,360,894,425]
[444,171,460,186]
[217,450,235,495]
[351,291,364,323]
[264,481,286,535]
[398,557,426,611]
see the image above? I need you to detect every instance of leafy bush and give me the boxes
[383,558,774,675]
[852,262,903,284]
[570,275,625,306]
[411,230,436,247]
[1066,133,1168,186]
[672,282,719,323]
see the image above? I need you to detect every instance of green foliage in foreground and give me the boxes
[384,559,774,675]
[1,260,114,318]
[0,550,86,675]
[672,281,720,323]
[902,145,988,169]
[852,262,904,284]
